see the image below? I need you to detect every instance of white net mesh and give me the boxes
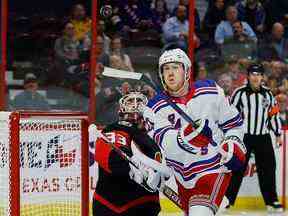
[0,112,12,216]
[0,112,87,216]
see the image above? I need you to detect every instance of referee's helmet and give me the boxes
[247,63,265,75]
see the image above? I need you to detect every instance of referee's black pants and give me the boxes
[225,134,279,206]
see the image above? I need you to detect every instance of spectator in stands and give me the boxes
[264,0,288,31]
[83,19,111,54]
[221,20,257,59]
[276,93,288,126]
[226,57,247,90]
[162,5,189,51]
[164,0,179,15]
[214,6,257,45]
[70,4,92,42]
[236,0,266,35]
[12,73,50,110]
[95,35,110,66]
[97,20,111,54]
[232,20,256,42]
[120,81,132,95]
[171,0,201,32]
[207,0,238,8]
[54,21,84,85]
[95,85,122,125]
[194,63,208,80]
[109,36,134,71]
[113,0,154,34]
[266,61,287,94]
[75,35,111,97]
[259,23,288,61]
[141,84,156,99]
[54,22,81,67]
[280,14,288,39]
[150,0,170,32]
[203,0,227,40]
[217,73,234,96]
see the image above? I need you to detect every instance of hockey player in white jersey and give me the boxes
[141,49,246,216]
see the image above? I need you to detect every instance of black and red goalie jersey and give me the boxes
[93,122,161,216]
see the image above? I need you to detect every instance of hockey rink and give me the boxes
[159,210,288,216]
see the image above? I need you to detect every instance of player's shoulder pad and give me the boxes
[194,79,217,89]
[193,79,219,98]
[147,92,168,108]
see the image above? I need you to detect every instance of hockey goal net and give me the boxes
[0,111,89,216]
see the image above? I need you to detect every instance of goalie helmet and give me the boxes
[158,48,192,91]
[119,92,148,123]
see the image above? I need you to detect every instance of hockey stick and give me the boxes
[102,67,198,128]
[90,124,182,209]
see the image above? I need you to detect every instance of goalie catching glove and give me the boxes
[219,135,246,171]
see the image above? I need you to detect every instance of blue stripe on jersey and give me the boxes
[147,93,167,108]
[166,154,220,171]
[194,79,217,89]
[184,165,221,181]
[167,157,221,181]
[165,158,184,166]
[153,125,175,148]
[193,91,218,98]
[219,114,243,133]
[155,103,170,113]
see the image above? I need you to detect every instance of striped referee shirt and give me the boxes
[230,84,282,136]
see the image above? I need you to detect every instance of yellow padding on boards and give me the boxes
[160,196,288,212]
[160,198,181,213]
[231,196,287,210]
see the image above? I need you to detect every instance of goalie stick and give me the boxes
[102,67,199,128]
[90,124,182,210]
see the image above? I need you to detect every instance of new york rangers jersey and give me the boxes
[143,80,244,189]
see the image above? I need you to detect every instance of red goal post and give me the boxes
[0,111,89,216]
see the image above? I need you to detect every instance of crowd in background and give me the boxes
[3,0,288,126]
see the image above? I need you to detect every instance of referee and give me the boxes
[224,63,283,212]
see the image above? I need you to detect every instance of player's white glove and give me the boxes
[142,167,165,192]
[129,155,145,186]
[128,154,167,192]
[219,136,246,171]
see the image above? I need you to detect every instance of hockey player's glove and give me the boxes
[129,154,145,186]
[179,119,213,148]
[220,136,246,171]
[128,154,167,193]
[142,167,165,192]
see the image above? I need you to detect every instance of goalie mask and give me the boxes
[158,48,191,93]
[119,92,148,124]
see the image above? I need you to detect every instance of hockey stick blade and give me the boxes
[103,67,143,80]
